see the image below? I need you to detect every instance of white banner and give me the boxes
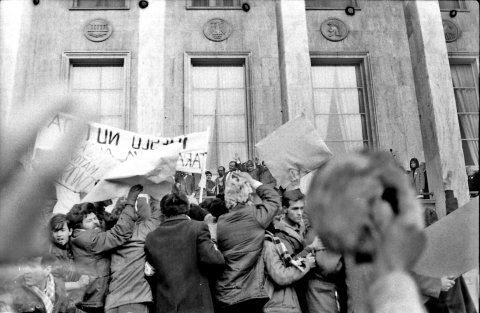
[255,114,333,188]
[35,113,210,195]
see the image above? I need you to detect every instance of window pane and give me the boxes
[312,64,368,155]
[438,0,461,10]
[450,63,479,167]
[457,114,479,139]
[306,0,355,8]
[70,64,125,128]
[313,89,361,114]
[191,65,247,171]
[462,140,479,166]
[191,0,210,6]
[76,0,126,8]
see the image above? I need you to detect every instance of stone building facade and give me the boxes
[1,0,478,216]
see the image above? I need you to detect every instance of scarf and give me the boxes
[29,273,55,313]
[265,231,307,272]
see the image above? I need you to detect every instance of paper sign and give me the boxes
[413,197,479,278]
[255,114,333,188]
[35,114,210,195]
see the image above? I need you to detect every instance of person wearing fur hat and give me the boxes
[214,171,281,313]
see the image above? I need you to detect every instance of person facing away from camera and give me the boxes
[214,171,281,313]
[144,191,224,313]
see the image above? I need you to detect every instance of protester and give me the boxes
[7,254,69,313]
[67,185,143,312]
[48,214,90,312]
[145,191,225,313]
[203,171,217,196]
[215,171,281,313]
[215,166,227,195]
[407,157,426,195]
[262,231,315,313]
[104,195,162,313]
[274,189,325,311]
[303,227,348,313]
[175,171,196,196]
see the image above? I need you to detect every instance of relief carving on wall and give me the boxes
[321,18,349,42]
[84,19,113,42]
[203,18,232,42]
[442,20,460,43]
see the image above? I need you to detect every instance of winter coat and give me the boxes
[262,240,307,313]
[145,215,225,313]
[104,204,162,310]
[70,205,137,312]
[407,169,425,194]
[215,184,281,308]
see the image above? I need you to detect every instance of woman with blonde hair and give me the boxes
[215,171,281,313]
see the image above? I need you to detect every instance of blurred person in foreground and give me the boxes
[305,151,427,313]
[2,254,69,313]
[66,185,143,312]
[214,171,281,313]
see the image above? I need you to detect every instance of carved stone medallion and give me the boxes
[442,20,460,43]
[321,18,349,42]
[84,19,113,42]
[203,18,232,42]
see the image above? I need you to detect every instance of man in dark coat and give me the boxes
[145,191,225,313]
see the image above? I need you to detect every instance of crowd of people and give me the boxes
[0,152,477,313]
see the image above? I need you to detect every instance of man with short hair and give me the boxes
[145,191,225,313]
[48,214,89,311]
[67,185,143,312]
[204,171,217,197]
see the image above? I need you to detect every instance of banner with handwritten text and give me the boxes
[35,114,209,194]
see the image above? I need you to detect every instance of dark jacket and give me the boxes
[145,215,225,313]
[70,205,137,311]
[104,203,162,310]
[215,184,281,308]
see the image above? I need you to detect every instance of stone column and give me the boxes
[0,0,34,125]
[137,0,166,134]
[275,0,314,123]
[404,1,470,216]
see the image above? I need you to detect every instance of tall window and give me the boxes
[189,0,241,8]
[190,64,248,171]
[69,63,126,129]
[311,64,370,155]
[73,0,127,9]
[438,0,466,11]
[450,63,479,166]
[305,0,359,9]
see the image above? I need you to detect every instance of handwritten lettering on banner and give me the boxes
[35,114,209,193]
